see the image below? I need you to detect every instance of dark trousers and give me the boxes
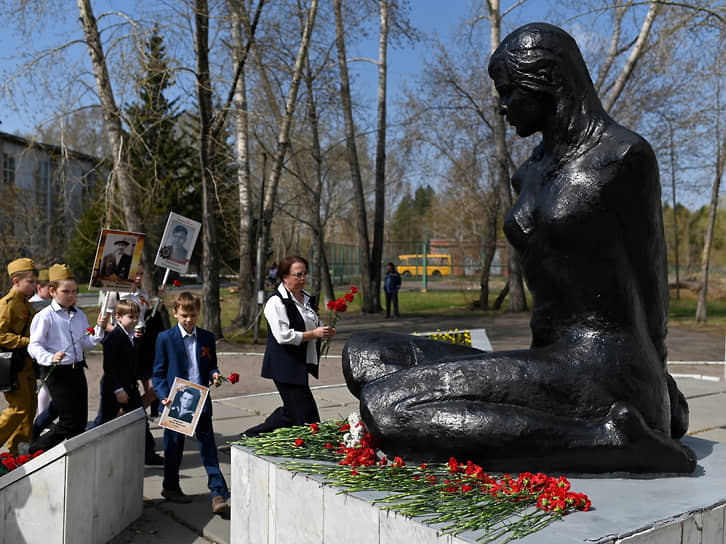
[88,377,157,461]
[243,380,320,436]
[30,363,87,454]
[385,291,399,317]
[32,401,57,440]
[163,410,229,499]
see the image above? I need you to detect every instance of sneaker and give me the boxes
[161,488,192,504]
[16,442,31,456]
[212,495,229,515]
[144,454,164,469]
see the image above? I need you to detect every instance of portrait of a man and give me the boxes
[99,238,134,279]
[155,213,200,275]
[161,224,189,263]
[169,386,200,423]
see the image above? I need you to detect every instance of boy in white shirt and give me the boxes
[27,264,107,454]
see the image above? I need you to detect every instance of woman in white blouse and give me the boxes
[242,256,335,437]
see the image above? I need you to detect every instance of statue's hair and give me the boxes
[488,23,610,163]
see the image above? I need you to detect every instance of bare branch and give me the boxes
[603,0,660,112]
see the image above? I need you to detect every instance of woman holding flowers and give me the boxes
[242,256,335,437]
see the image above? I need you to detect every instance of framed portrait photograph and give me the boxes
[89,229,145,292]
[159,378,209,437]
[154,212,201,274]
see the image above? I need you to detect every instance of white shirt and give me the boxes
[178,323,201,385]
[103,289,152,326]
[29,300,104,366]
[264,284,322,366]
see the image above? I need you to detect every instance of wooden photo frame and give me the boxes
[158,377,209,437]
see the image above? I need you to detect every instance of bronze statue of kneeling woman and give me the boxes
[342,22,695,473]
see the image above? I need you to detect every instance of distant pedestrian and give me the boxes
[384,262,401,318]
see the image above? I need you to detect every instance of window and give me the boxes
[3,153,15,185]
[37,159,51,211]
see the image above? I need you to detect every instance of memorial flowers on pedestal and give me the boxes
[236,413,591,543]
[0,450,43,477]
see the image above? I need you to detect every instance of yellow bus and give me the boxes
[397,254,452,278]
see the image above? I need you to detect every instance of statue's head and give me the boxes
[488,23,595,99]
[488,23,607,145]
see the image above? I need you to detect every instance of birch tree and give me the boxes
[228,0,266,326]
[696,36,726,322]
[76,0,155,292]
[332,0,393,313]
[470,0,528,311]
[370,0,390,310]
[252,0,319,309]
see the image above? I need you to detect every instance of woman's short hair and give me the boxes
[278,256,309,278]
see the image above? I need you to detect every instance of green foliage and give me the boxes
[663,201,726,271]
[65,189,106,282]
[125,28,201,266]
[389,184,435,243]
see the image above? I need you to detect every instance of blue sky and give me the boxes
[0,1,553,137]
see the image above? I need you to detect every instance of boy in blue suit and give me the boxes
[152,292,229,514]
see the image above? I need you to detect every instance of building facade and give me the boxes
[0,131,107,279]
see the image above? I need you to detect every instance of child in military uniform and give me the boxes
[0,258,38,455]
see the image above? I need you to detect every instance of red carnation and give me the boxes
[350,286,358,293]
[326,300,335,310]
[86,327,95,334]
[294,438,304,447]
[173,279,181,287]
[228,373,240,384]
[344,292,354,302]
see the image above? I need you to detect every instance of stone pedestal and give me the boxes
[0,408,145,543]
[231,437,726,543]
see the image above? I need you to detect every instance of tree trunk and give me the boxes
[194,0,222,336]
[334,0,374,312]
[76,0,154,292]
[668,122,680,300]
[487,0,527,312]
[230,1,256,326]
[593,0,628,94]
[479,200,499,310]
[695,80,726,322]
[370,0,389,312]
[253,0,319,308]
[301,50,332,304]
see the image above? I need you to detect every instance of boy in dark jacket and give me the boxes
[89,299,162,466]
